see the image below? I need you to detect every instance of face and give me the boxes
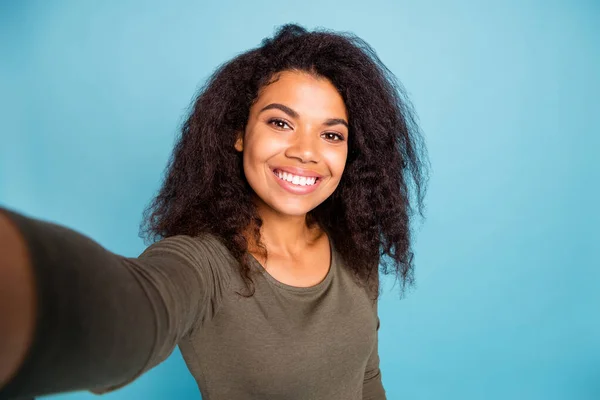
[235,70,349,217]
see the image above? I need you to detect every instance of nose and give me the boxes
[285,129,320,164]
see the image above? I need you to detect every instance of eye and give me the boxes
[322,132,345,142]
[268,118,292,130]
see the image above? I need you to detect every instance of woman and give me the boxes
[0,24,428,399]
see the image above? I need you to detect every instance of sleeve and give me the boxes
[362,294,386,399]
[0,208,229,399]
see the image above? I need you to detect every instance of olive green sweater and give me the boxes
[0,209,386,399]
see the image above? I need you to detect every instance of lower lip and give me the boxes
[271,169,322,195]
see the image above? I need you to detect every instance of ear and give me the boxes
[234,131,244,152]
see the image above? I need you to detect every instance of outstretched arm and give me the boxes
[0,208,222,399]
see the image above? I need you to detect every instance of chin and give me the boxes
[268,198,320,217]
[273,205,313,217]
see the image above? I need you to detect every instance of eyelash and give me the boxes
[268,118,345,142]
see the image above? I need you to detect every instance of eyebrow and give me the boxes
[259,103,349,129]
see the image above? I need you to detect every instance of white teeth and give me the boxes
[275,170,318,186]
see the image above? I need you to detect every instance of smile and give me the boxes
[271,168,322,194]
[274,169,318,186]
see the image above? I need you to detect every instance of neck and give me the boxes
[247,199,322,258]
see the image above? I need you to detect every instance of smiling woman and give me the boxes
[0,23,429,400]
[236,71,349,216]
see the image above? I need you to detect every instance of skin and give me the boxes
[0,212,37,388]
[235,70,349,286]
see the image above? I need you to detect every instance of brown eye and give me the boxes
[322,132,345,142]
[269,118,291,130]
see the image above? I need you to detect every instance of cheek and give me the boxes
[242,132,285,181]
[242,136,265,172]
[244,130,284,163]
[324,147,348,177]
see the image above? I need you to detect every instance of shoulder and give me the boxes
[138,233,240,283]
[140,233,234,263]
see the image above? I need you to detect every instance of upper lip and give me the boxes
[271,166,324,179]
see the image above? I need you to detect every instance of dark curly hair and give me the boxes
[140,23,429,300]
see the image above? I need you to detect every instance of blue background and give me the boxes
[1,1,598,399]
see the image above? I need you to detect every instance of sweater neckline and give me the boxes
[248,235,336,293]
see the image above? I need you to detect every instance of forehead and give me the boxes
[254,70,348,119]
